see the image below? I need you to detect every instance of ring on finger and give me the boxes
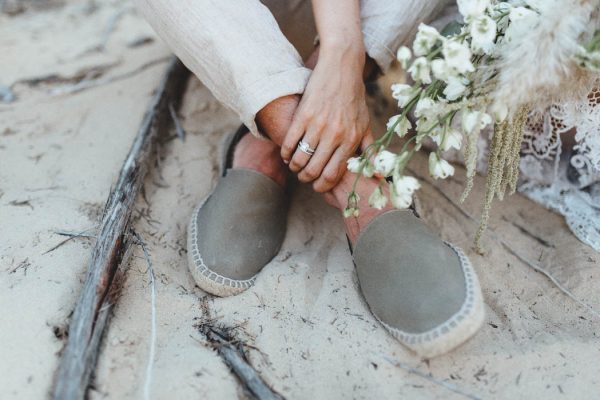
[297,139,316,156]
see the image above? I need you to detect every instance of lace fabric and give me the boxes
[436,84,600,251]
[516,85,600,251]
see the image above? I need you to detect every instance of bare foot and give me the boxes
[325,170,395,245]
[231,132,288,187]
[251,45,387,241]
[232,90,300,188]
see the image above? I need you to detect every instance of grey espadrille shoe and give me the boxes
[353,209,484,358]
[187,126,288,297]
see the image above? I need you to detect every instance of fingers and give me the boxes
[288,128,319,174]
[280,111,307,163]
[297,137,337,183]
[360,129,374,153]
[312,145,354,193]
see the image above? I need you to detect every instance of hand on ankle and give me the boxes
[255,94,300,147]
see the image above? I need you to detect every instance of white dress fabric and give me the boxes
[516,85,600,252]
[464,84,600,252]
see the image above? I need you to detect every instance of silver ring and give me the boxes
[297,140,315,156]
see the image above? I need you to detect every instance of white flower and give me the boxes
[414,97,435,118]
[462,110,493,134]
[347,157,361,173]
[430,131,442,145]
[504,7,539,44]
[431,59,452,82]
[362,162,375,178]
[390,83,414,107]
[368,186,388,210]
[443,40,474,74]
[396,46,412,69]
[470,15,497,55]
[432,129,463,151]
[345,193,361,217]
[373,150,397,177]
[413,23,441,56]
[390,182,414,209]
[416,99,448,128]
[386,115,412,137]
[429,152,455,179]
[415,116,437,133]
[444,129,463,151]
[408,57,432,84]
[457,0,490,20]
[429,125,444,142]
[443,76,469,100]
[391,174,421,208]
[394,175,421,196]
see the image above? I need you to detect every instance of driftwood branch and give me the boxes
[198,325,285,400]
[48,56,171,96]
[52,58,190,400]
[131,231,158,400]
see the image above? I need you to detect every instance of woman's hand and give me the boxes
[281,43,373,193]
[280,0,373,193]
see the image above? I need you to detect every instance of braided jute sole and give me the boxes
[374,243,484,358]
[187,197,256,297]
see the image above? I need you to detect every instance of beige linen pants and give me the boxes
[135,0,453,136]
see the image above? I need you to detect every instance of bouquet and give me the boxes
[346,0,600,250]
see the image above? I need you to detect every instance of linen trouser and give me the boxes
[135,0,453,137]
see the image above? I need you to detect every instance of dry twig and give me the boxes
[197,324,285,400]
[51,58,189,400]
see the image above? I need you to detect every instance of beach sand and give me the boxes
[1,1,599,399]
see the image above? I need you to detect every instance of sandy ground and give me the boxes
[1,1,599,399]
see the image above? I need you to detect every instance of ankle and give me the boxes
[328,171,395,244]
[329,170,366,209]
[232,133,288,187]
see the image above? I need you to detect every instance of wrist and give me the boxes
[319,35,365,59]
[318,38,366,71]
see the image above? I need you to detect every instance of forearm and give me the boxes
[311,0,365,64]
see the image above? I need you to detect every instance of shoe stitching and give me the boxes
[189,199,256,290]
[374,242,482,345]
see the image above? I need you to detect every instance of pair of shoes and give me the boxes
[187,126,484,357]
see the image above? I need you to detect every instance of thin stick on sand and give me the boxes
[51,58,190,400]
[199,325,285,400]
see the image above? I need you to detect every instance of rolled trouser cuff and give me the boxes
[363,28,397,74]
[239,66,312,138]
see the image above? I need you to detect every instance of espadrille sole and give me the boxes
[185,126,288,297]
[375,242,484,358]
[187,198,256,297]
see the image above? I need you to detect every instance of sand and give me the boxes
[1,1,599,399]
